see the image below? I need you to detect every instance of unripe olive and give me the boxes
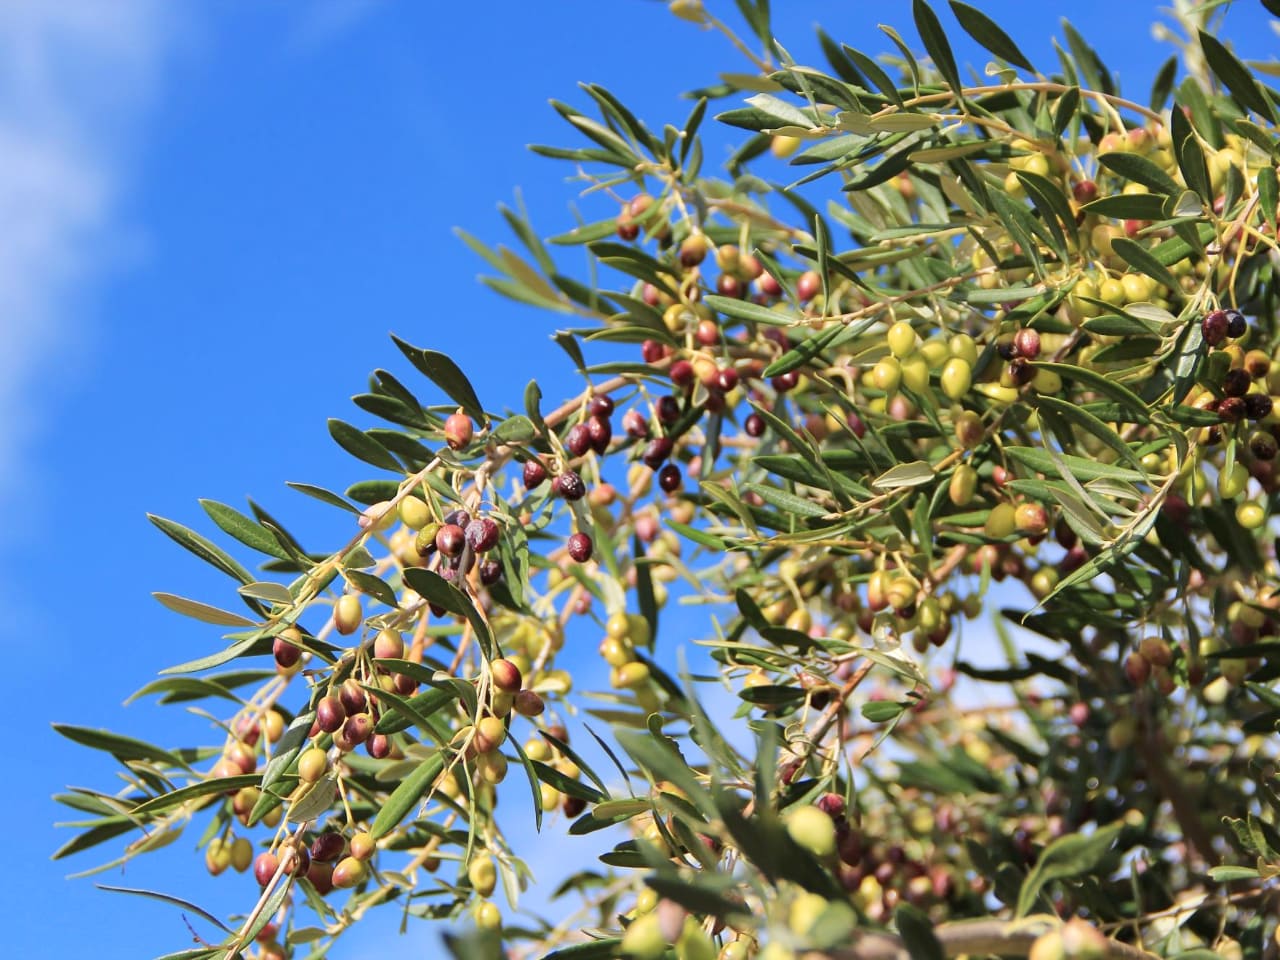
[949,333,978,365]
[949,464,978,506]
[901,354,930,394]
[607,664,654,697]
[1028,930,1067,960]
[1029,568,1058,599]
[885,576,916,611]
[621,912,666,960]
[230,836,253,873]
[1219,462,1249,499]
[940,357,972,400]
[1107,716,1137,750]
[539,782,561,811]
[477,751,509,785]
[770,134,801,159]
[260,709,285,743]
[677,916,718,960]
[985,502,1018,539]
[1032,367,1062,393]
[1059,918,1109,960]
[1237,501,1267,529]
[297,747,328,784]
[397,495,431,530]
[468,856,497,897]
[789,891,830,936]
[334,594,363,635]
[784,805,837,858]
[206,838,232,876]
[871,356,902,394]
[1098,277,1125,306]
[887,320,919,358]
[476,900,502,930]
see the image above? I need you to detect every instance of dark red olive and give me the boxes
[435,523,466,557]
[479,559,503,585]
[642,436,674,469]
[657,395,680,424]
[1202,310,1229,346]
[658,464,682,493]
[587,415,612,454]
[316,696,346,734]
[565,423,591,457]
[465,518,500,553]
[567,533,593,563]
[554,472,586,501]
[623,409,650,438]
[523,459,547,489]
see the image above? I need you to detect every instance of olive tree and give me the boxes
[53,1,1280,958]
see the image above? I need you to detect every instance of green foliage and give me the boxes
[53,3,1280,959]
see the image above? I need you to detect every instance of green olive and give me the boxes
[940,357,973,400]
[1218,462,1249,499]
[984,502,1017,539]
[949,464,978,506]
[887,320,919,358]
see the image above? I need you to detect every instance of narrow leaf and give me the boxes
[369,752,445,840]
[97,884,233,934]
[949,1,1033,71]
[152,593,257,628]
[392,336,486,422]
[148,515,255,585]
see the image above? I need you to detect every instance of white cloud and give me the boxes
[0,0,171,508]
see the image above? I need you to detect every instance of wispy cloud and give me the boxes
[290,0,386,52]
[0,0,170,509]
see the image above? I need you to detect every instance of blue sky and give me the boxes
[9,1,1277,957]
